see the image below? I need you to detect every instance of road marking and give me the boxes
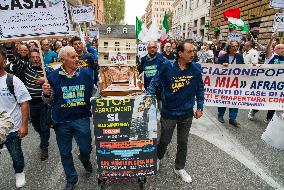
[190,108,284,190]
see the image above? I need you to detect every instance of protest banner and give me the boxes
[270,0,284,9]
[92,95,157,178]
[88,26,99,39]
[109,51,128,65]
[228,31,242,42]
[137,42,161,62]
[0,0,70,40]
[273,13,284,32]
[202,64,284,110]
[71,4,95,23]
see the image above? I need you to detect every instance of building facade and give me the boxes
[98,25,136,65]
[172,0,211,41]
[144,0,174,29]
[209,0,279,45]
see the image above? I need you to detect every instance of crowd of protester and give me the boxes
[0,30,284,190]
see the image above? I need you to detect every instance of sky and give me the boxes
[124,0,149,25]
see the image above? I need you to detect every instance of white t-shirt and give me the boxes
[229,55,236,64]
[243,48,259,64]
[0,74,31,133]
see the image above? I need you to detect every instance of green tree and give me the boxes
[104,0,125,24]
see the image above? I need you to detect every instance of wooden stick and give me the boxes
[36,41,48,83]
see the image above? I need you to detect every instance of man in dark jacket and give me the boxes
[147,41,204,184]
[70,36,99,86]
[42,46,94,190]
[138,41,167,90]
[217,40,245,127]
[5,45,30,82]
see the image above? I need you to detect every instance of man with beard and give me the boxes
[138,41,166,91]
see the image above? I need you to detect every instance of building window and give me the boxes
[127,55,130,60]
[123,27,127,34]
[115,42,120,51]
[107,27,111,33]
[104,42,108,48]
[194,20,198,27]
[200,17,206,25]
[126,42,131,50]
[104,53,109,60]
[214,0,222,6]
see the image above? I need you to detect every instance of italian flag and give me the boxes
[160,11,170,46]
[136,17,143,42]
[223,8,249,31]
[136,17,148,42]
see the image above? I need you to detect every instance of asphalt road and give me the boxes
[0,107,283,190]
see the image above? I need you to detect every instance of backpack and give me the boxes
[6,73,16,98]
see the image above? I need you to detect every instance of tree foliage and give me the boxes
[104,0,125,24]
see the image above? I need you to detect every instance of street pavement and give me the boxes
[0,107,284,190]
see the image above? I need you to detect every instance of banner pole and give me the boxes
[36,41,48,83]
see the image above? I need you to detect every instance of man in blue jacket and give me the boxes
[147,41,204,183]
[217,40,245,127]
[70,36,99,86]
[42,46,94,190]
[138,41,167,90]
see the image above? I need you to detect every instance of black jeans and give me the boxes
[252,110,275,120]
[29,102,50,149]
[157,116,193,170]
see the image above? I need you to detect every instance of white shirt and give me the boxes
[228,55,236,64]
[0,74,31,133]
[243,48,259,64]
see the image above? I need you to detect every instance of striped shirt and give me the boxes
[24,63,44,102]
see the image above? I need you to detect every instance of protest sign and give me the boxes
[0,0,70,40]
[270,0,284,9]
[137,42,161,61]
[71,4,95,23]
[88,27,99,39]
[109,51,128,65]
[202,64,284,110]
[228,31,242,42]
[273,13,284,32]
[92,95,157,178]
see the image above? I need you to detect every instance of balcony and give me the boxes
[98,46,137,54]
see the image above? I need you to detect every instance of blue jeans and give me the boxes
[54,118,92,183]
[0,132,24,173]
[218,107,238,120]
[29,102,50,149]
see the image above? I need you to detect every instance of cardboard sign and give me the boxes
[0,0,71,40]
[270,0,284,9]
[228,32,242,42]
[88,27,99,39]
[273,13,284,32]
[109,51,127,65]
[71,4,95,23]
[92,96,158,178]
